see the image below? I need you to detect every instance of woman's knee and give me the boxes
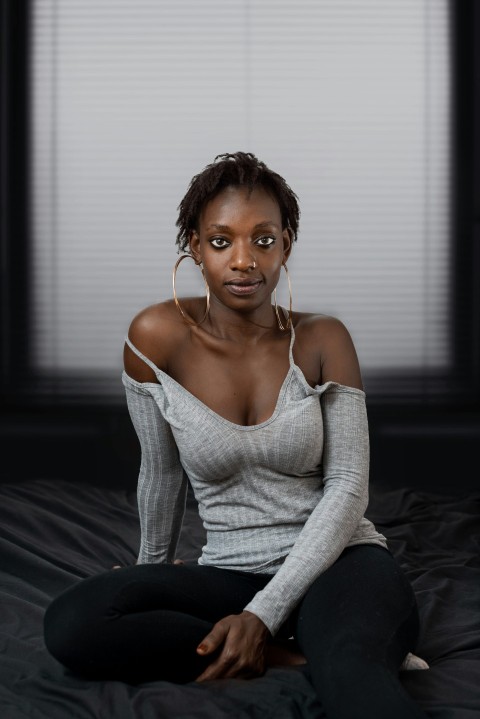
[295,546,419,662]
[43,574,120,668]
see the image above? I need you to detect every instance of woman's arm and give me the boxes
[123,374,188,565]
[123,306,189,564]
[242,318,368,634]
[243,318,368,634]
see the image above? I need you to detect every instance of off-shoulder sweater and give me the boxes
[122,323,388,636]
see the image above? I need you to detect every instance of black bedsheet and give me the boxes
[0,478,478,718]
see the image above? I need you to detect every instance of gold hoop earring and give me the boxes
[273,263,293,331]
[172,254,210,326]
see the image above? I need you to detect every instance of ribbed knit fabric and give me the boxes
[122,325,388,635]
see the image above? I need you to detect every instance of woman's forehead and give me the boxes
[199,185,282,229]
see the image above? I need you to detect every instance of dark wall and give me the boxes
[1,0,479,493]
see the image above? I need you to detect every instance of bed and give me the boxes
[0,477,478,718]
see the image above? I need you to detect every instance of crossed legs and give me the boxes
[44,546,427,717]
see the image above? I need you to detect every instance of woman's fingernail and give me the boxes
[197,644,207,653]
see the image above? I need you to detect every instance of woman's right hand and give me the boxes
[195,611,270,682]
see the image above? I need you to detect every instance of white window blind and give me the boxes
[31,0,451,395]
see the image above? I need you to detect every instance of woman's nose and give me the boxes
[229,243,256,271]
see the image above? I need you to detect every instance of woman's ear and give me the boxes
[282,228,293,263]
[189,231,201,264]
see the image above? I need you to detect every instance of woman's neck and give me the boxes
[202,299,280,345]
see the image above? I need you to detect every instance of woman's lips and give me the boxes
[224,280,263,296]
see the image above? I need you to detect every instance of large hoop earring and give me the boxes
[273,263,293,331]
[172,254,210,326]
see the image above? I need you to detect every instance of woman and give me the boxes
[44,152,428,718]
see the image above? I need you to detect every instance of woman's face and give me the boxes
[189,185,291,316]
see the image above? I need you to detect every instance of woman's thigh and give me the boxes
[295,545,419,667]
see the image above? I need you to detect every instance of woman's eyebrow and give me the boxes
[206,224,231,232]
[252,221,279,230]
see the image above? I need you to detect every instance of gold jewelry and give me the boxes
[172,254,210,326]
[273,262,293,331]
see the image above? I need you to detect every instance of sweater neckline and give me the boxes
[152,363,297,430]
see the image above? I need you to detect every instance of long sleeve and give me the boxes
[123,372,188,565]
[244,385,370,636]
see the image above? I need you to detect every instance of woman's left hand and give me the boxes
[195,611,270,681]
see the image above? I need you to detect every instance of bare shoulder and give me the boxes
[123,300,186,383]
[294,312,363,390]
[295,312,353,348]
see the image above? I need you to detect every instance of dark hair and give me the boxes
[175,152,300,253]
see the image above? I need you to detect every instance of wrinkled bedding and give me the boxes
[0,479,478,718]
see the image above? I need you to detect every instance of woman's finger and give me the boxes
[196,623,228,656]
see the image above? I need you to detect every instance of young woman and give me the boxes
[44,152,428,718]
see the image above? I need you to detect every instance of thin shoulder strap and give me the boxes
[125,335,160,376]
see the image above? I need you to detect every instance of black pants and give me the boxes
[44,545,427,719]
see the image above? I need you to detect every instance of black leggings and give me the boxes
[44,545,427,719]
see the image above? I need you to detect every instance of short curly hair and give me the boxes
[175,152,300,253]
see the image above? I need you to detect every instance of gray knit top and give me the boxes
[122,324,388,635]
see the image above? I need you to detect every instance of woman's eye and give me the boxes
[209,237,230,249]
[255,235,275,247]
